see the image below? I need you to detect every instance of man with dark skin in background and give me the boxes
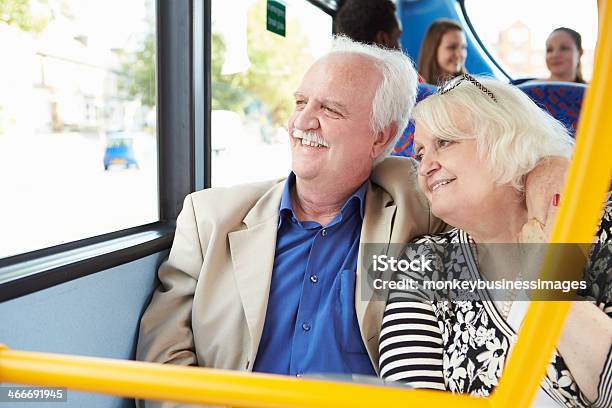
[335,0,403,50]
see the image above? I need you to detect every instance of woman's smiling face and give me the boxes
[546,30,581,80]
[413,119,504,229]
[436,29,467,78]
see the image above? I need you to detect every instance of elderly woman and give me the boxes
[378,75,611,407]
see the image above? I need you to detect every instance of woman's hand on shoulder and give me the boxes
[519,194,560,243]
[519,218,547,243]
[525,157,568,224]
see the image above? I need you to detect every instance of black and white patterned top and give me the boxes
[379,201,612,407]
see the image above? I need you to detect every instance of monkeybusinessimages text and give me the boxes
[371,254,587,293]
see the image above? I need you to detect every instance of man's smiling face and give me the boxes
[288,53,382,187]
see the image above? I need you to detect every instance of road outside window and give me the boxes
[0,0,158,259]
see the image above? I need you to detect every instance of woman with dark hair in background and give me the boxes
[545,27,586,84]
[334,0,402,50]
[417,19,467,85]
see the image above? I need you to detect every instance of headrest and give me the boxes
[392,83,437,157]
[518,81,587,137]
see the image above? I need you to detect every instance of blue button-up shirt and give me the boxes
[253,173,375,376]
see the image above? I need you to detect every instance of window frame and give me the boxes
[307,0,336,17]
[457,0,513,82]
[0,0,206,302]
[209,0,334,187]
[0,0,336,303]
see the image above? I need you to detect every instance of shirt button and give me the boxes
[321,229,327,237]
[310,275,318,283]
[302,322,311,332]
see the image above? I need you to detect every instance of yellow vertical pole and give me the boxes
[491,1,612,407]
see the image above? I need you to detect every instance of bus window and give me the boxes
[464,0,597,81]
[211,0,332,187]
[0,0,157,259]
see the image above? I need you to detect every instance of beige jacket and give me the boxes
[135,156,443,407]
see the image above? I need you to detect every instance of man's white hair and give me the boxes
[327,35,418,163]
[412,76,574,191]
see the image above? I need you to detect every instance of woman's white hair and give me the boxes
[328,35,418,163]
[412,76,574,191]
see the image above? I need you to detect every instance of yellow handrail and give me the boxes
[0,345,487,407]
[491,0,612,407]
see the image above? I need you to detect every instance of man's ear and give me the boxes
[375,30,391,48]
[371,122,399,160]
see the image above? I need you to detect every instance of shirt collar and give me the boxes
[278,172,368,228]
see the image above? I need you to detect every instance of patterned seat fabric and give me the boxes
[392,81,586,158]
[518,81,587,137]
[392,83,437,158]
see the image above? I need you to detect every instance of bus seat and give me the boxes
[392,83,437,158]
[0,251,167,407]
[518,81,587,137]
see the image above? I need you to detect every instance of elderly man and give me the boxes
[136,37,564,404]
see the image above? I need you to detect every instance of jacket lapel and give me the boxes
[355,182,396,372]
[228,182,284,367]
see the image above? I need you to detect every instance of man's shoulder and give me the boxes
[369,156,424,208]
[367,155,446,241]
[374,155,418,172]
[190,178,283,201]
[370,156,419,194]
[187,178,285,223]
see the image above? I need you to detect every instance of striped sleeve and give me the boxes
[579,347,612,408]
[378,298,445,390]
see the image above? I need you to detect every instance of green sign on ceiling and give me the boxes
[266,0,286,37]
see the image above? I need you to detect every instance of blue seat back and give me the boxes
[0,252,167,407]
[518,81,587,137]
[392,82,586,159]
[392,83,437,157]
